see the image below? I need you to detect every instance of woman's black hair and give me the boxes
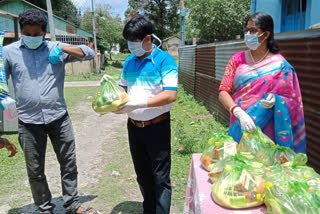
[18,9,47,32]
[123,15,153,41]
[246,12,280,53]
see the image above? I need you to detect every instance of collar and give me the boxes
[19,38,48,49]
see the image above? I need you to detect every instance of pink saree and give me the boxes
[219,51,306,153]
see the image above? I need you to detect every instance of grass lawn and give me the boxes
[170,86,225,210]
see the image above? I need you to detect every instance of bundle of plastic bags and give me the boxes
[208,154,257,183]
[92,75,129,115]
[264,165,320,214]
[200,133,237,171]
[211,155,266,209]
[0,31,18,121]
[238,127,276,161]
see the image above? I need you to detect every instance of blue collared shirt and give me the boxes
[3,39,95,124]
[119,45,178,121]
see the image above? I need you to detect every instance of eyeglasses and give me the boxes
[243,27,259,34]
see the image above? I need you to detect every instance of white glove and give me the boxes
[113,99,148,114]
[100,74,112,84]
[260,93,276,109]
[233,107,256,133]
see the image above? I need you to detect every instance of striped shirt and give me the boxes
[119,45,178,121]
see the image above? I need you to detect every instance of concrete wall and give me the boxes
[252,0,283,33]
[309,0,320,28]
[65,60,93,75]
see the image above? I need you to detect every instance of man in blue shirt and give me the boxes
[4,9,96,214]
[108,15,178,214]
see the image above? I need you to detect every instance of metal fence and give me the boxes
[178,28,320,172]
[56,35,89,46]
[178,45,196,95]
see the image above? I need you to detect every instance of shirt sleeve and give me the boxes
[3,46,11,80]
[119,58,129,88]
[160,54,178,90]
[57,42,95,63]
[219,54,238,94]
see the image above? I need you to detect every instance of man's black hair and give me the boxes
[18,9,47,32]
[123,15,153,41]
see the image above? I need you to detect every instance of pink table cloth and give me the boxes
[183,153,267,214]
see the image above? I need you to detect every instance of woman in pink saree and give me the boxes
[219,12,306,153]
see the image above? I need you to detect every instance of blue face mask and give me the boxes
[22,35,44,49]
[128,34,162,57]
[244,32,265,50]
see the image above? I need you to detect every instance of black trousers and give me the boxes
[127,115,172,214]
[18,112,81,213]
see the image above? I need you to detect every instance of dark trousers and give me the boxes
[18,112,81,213]
[127,115,172,214]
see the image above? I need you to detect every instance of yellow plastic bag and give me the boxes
[92,75,129,115]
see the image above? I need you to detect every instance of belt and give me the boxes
[129,112,170,128]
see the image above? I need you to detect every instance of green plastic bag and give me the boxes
[92,75,129,115]
[211,157,266,209]
[238,127,276,160]
[200,133,237,171]
[264,164,320,214]
[256,145,302,166]
[264,180,320,214]
[209,153,263,183]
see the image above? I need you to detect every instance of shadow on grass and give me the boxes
[110,201,143,214]
[8,195,97,214]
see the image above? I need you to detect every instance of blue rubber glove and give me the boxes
[48,45,63,64]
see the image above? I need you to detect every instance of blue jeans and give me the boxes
[18,112,81,213]
[127,115,172,214]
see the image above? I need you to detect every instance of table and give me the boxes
[183,153,267,214]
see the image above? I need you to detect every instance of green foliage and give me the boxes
[126,0,180,40]
[80,4,125,58]
[185,0,251,43]
[26,0,80,26]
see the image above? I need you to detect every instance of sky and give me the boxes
[71,0,129,20]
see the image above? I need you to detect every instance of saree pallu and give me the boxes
[228,54,306,153]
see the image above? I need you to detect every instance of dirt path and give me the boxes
[2,82,180,214]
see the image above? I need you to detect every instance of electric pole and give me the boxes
[180,0,185,47]
[91,0,99,74]
[46,0,56,41]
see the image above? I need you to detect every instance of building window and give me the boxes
[281,0,307,32]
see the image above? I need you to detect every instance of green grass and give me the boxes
[170,86,225,210]
[0,133,27,198]
[65,66,122,82]
[105,53,130,62]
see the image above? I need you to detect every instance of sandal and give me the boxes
[75,206,97,214]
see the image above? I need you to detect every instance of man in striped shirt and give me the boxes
[110,15,178,214]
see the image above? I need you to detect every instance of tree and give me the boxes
[26,0,80,26]
[80,5,124,61]
[185,0,250,43]
[126,0,180,41]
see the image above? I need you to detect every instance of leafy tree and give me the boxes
[80,5,124,61]
[126,0,180,41]
[185,0,250,43]
[26,0,80,26]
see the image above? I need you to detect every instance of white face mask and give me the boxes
[128,34,162,57]
[22,35,44,49]
[244,32,265,50]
